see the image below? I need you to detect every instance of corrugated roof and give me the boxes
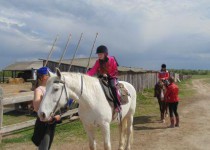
[61,57,98,68]
[3,61,43,71]
[118,66,146,73]
[45,58,146,73]
[3,58,147,73]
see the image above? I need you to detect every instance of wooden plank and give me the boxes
[2,92,34,105]
[0,119,36,134]
[61,108,78,118]
[0,108,78,135]
[0,87,3,127]
[0,87,4,143]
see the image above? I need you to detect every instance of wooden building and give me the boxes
[1,61,43,83]
[1,58,158,92]
[44,58,158,92]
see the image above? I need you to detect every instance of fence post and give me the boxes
[0,86,3,143]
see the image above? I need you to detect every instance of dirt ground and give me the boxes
[0,82,32,97]
[2,79,210,150]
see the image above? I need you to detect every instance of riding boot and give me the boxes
[111,87,121,112]
[169,117,175,128]
[175,116,179,127]
[161,113,165,123]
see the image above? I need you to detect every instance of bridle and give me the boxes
[50,75,84,117]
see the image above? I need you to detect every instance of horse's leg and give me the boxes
[118,118,127,150]
[83,125,96,150]
[157,98,162,120]
[100,122,111,150]
[124,115,133,150]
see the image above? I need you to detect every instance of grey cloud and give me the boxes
[1,0,210,70]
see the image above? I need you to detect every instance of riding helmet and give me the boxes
[96,45,108,54]
[161,64,166,68]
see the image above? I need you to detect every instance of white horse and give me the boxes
[38,69,136,150]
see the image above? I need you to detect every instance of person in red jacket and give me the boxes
[87,45,121,112]
[158,64,170,84]
[165,76,180,128]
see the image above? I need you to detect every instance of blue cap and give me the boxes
[37,67,50,75]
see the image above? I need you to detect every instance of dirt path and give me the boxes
[133,79,210,150]
[3,79,210,150]
[48,78,210,150]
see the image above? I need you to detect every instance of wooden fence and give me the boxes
[0,71,158,142]
[118,71,158,92]
[0,71,191,143]
[0,88,78,143]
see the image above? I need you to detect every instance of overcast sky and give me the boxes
[0,0,210,70]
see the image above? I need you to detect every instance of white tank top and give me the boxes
[36,86,46,96]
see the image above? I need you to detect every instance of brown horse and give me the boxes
[154,81,168,123]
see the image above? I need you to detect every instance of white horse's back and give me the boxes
[118,81,136,117]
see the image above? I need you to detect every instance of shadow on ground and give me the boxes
[133,116,167,130]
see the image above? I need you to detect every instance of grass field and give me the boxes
[0,76,196,148]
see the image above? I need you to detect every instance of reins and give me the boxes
[50,74,84,117]
[51,77,68,117]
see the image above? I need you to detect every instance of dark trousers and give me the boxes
[168,102,179,118]
[32,118,56,150]
[108,78,121,109]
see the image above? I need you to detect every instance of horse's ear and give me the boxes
[48,71,56,77]
[55,67,62,79]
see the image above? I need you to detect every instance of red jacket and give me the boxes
[87,56,118,78]
[158,71,170,80]
[165,83,179,103]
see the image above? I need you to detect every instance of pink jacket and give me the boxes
[87,56,118,78]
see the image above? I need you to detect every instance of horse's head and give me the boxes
[38,68,69,121]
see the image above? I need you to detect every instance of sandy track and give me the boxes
[134,79,210,150]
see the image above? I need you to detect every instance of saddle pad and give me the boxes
[116,83,129,105]
[99,79,130,105]
[99,79,115,102]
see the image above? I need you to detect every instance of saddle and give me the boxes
[99,79,130,105]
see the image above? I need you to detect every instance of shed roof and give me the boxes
[3,61,43,71]
[44,58,146,73]
[3,58,147,73]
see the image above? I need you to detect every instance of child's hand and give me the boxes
[54,115,61,121]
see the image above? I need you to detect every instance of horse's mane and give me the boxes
[46,72,100,91]
[62,72,100,88]
[61,72,98,80]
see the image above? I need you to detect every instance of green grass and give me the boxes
[135,88,159,117]
[177,79,194,99]
[192,74,210,79]
[0,77,200,147]
[3,111,36,126]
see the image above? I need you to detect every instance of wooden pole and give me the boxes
[58,34,72,68]
[44,34,59,67]
[68,33,83,72]
[85,33,98,73]
[0,86,3,143]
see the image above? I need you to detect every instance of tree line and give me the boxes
[169,69,210,75]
